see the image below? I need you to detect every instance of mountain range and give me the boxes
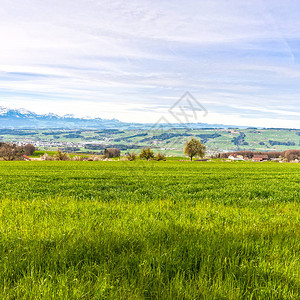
[0,106,243,129]
[0,107,128,129]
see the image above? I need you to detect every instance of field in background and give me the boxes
[1,128,300,155]
[0,161,299,299]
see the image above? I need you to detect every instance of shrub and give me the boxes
[55,150,70,161]
[154,152,166,161]
[41,153,55,161]
[139,147,154,160]
[72,156,85,161]
[90,155,102,161]
[127,152,137,161]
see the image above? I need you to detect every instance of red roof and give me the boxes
[253,155,268,159]
[23,155,31,160]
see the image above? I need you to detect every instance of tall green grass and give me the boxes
[0,161,299,299]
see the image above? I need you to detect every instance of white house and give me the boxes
[228,154,244,161]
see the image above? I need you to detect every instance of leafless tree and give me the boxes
[104,148,121,158]
[283,150,300,162]
[24,144,36,156]
[0,143,24,161]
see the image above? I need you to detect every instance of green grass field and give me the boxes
[0,161,299,299]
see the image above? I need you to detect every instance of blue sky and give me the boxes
[1,0,300,127]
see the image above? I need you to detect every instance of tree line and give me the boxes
[0,143,35,161]
[0,137,206,161]
[214,150,300,162]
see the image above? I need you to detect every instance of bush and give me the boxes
[90,155,102,161]
[139,147,154,160]
[72,156,85,161]
[127,152,137,161]
[41,153,55,161]
[154,152,166,161]
[55,150,70,161]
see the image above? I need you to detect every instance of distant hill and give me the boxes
[0,127,299,154]
[0,107,243,129]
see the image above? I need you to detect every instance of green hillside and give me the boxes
[1,128,299,155]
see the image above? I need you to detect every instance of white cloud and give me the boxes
[0,0,300,127]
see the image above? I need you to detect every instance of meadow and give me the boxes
[0,160,300,299]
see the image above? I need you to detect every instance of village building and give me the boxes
[252,154,269,162]
[228,154,244,161]
[22,155,31,161]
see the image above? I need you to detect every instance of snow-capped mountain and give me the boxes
[0,107,124,129]
[0,107,37,119]
[0,106,241,129]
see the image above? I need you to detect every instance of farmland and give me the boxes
[1,128,300,155]
[0,160,299,299]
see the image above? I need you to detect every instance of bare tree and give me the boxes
[0,143,24,161]
[104,148,121,158]
[24,144,36,156]
[283,150,300,162]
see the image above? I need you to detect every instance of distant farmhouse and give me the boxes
[228,154,244,161]
[252,155,269,162]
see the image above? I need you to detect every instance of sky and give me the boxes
[1,0,300,128]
